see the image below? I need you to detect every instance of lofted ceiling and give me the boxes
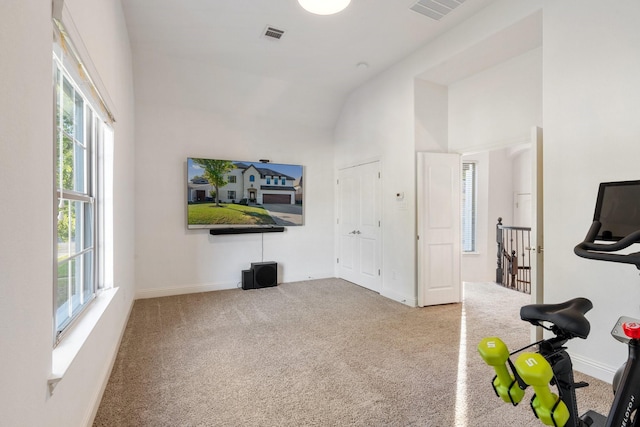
[120,0,532,127]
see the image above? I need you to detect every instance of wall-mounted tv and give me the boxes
[187,157,304,229]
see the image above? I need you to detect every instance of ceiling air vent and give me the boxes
[263,26,285,40]
[410,0,464,21]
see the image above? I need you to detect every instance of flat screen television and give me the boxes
[187,157,304,230]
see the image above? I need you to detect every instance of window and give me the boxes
[54,48,111,343]
[249,175,255,182]
[461,162,477,252]
[266,178,271,185]
[281,177,286,185]
[227,190,236,200]
[228,175,236,183]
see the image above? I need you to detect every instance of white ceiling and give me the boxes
[121,0,498,98]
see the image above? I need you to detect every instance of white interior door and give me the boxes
[338,162,381,292]
[530,126,544,339]
[417,153,461,307]
[514,193,532,227]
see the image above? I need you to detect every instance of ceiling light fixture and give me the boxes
[298,0,351,15]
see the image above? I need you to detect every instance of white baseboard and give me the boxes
[135,274,338,300]
[571,352,616,384]
[135,282,240,299]
[380,288,416,307]
[281,273,336,283]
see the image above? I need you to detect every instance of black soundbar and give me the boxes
[209,226,285,235]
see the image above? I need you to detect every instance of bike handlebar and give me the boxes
[574,221,640,269]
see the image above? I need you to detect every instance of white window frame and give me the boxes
[461,161,477,253]
[53,45,111,345]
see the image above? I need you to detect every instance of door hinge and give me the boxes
[337,179,339,185]
[378,269,381,276]
[337,218,339,224]
[337,258,339,264]
[378,172,381,179]
[378,220,380,227]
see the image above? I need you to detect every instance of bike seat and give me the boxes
[520,298,593,339]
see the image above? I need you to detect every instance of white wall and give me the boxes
[0,0,136,425]
[512,147,532,200]
[0,1,54,424]
[133,51,336,298]
[543,0,640,381]
[415,79,448,152]
[448,48,542,152]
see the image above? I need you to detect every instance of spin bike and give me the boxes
[478,180,640,427]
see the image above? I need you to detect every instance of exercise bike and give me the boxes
[478,180,640,427]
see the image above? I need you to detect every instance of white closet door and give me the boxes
[338,161,381,292]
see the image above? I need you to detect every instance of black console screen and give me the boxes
[594,180,640,241]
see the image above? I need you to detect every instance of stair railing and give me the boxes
[496,217,531,294]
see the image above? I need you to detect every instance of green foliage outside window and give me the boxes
[56,77,81,244]
[192,158,235,206]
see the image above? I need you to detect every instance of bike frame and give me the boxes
[602,339,640,427]
[530,331,640,427]
[537,342,582,427]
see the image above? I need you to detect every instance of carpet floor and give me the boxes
[93,279,612,426]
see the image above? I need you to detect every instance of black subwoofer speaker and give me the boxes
[241,269,254,290]
[251,261,277,288]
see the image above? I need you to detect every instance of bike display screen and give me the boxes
[593,180,640,241]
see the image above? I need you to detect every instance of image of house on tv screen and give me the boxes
[187,158,304,228]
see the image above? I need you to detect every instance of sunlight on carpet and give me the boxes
[454,303,468,427]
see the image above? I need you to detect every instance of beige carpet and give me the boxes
[93,279,612,426]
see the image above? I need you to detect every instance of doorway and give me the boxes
[460,128,543,308]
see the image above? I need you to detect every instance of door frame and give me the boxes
[457,127,543,308]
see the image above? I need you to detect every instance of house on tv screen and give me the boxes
[188,162,302,205]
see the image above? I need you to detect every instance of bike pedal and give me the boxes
[573,381,589,389]
[580,410,607,426]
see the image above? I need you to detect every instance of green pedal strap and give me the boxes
[514,352,569,427]
[477,337,525,405]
